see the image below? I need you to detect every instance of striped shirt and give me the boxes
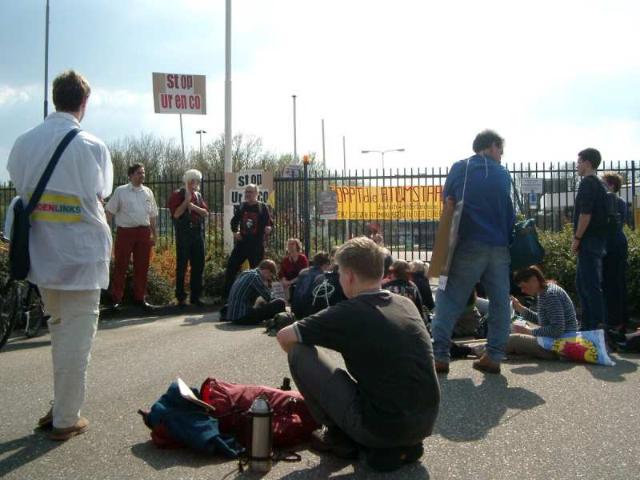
[228,269,273,321]
[520,283,578,338]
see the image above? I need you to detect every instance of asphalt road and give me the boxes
[1,310,639,480]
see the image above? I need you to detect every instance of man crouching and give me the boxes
[277,237,440,472]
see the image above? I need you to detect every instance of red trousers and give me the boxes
[111,226,152,303]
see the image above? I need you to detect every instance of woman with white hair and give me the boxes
[167,169,209,306]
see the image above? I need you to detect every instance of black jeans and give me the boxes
[223,239,265,298]
[287,344,437,448]
[602,238,628,329]
[175,227,205,302]
[233,298,285,325]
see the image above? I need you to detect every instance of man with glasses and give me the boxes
[167,169,209,307]
[222,184,273,300]
[430,129,514,375]
[106,163,158,311]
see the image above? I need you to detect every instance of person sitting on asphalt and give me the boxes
[225,259,285,325]
[384,260,424,320]
[409,260,435,313]
[276,237,440,472]
[507,266,578,360]
[278,238,309,300]
[291,251,331,319]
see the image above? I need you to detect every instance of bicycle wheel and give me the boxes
[24,285,45,338]
[0,283,19,350]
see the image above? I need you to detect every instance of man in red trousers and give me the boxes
[106,163,158,311]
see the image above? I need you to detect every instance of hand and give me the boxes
[571,238,581,255]
[149,232,156,246]
[234,232,242,241]
[445,196,456,210]
[511,323,532,335]
[511,296,524,313]
[264,226,272,235]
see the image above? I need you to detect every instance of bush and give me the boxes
[538,224,640,317]
[203,259,226,302]
[537,225,578,302]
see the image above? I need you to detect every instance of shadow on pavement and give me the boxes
[276,452,431,480]
[213,322,263,332]
[0,432,60,478]
[130,440,234,471]
[508,359,577,376]
[435,374,545,442]
[1,339,51,353]
[586,355,638,382]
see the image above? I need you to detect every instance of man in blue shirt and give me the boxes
[226,259,285,325]
[431,130,515,374]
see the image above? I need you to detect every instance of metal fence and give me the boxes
[1,160,637,262]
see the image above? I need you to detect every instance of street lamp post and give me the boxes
[361,148,406,170]
[196,129,207,156]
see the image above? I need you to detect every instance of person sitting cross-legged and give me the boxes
[506,266,578,360]
[385,260,424,321]
[277,237,440,472]
[226,259,285,325]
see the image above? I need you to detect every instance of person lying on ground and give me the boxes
[506,266,578,360]
[225,259,285,325]
[384,260,424,319]
[276,237,439,472]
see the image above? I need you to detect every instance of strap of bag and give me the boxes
[460,157,471,202]
[25,128,81,215]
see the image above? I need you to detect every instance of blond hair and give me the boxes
[335,236,384,281]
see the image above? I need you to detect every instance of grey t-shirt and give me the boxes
[294,290,440,438]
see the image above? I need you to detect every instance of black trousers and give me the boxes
[233,298,286,325]
[602,244,628,329]
[223,239,265,298]
[175,227,205,302]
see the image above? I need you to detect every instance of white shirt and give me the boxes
[105,183,158,228]
[7,112,113,290]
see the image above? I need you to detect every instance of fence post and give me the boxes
[303,156,311,255]
[632,160,637,230]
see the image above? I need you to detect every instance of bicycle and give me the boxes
[0,234,47,350]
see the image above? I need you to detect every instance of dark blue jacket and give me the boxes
[443,154,515,247]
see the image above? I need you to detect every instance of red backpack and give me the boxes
[199,378,319,448]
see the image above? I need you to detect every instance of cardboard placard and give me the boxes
[427,199,455,280]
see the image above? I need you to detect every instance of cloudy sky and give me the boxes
[1,0,640,181]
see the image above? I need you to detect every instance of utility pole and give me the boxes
[223,0,233,253]
[44,0,50,119]
[321,118,326,171]
[292,95,298,163]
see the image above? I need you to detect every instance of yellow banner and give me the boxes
[330,185,443,220]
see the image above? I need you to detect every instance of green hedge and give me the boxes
[538,224,639,316]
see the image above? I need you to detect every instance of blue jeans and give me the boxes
[432,240,511,363]
[576,235,607,331]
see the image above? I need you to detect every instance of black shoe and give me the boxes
[218,305,229,322]
[310,426,359,459]
[177,299,187,308]
[365,443,424,472]
[111,303,122,312]
[135,301,155,312]
[191,299,208,307]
